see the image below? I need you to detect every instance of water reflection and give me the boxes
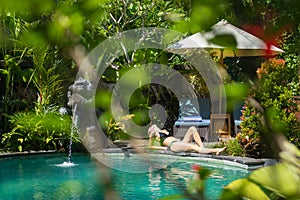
[112,159,249,200]
[0,154,249,200]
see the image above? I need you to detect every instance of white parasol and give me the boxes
[167,19,284,114]
[168,19,284,65]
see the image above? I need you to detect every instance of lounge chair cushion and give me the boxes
[175,98,211,127]
[174,119,210,127]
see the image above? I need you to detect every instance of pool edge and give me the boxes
[0,148,277,171]
[92,148,277,171]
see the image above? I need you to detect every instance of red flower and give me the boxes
[192,164,201,172]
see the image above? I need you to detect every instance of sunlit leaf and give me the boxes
[159,194,186,200]
[20,31,47,47]
[279,141,300,168]
[222,178,269,200]
[198,167,211,180]
[0,69,9,75]
[249,163,300,199]
[79,0,110,11]
[0,0,54,18]
[95,90,112,110]
[225,83,249,110]
[46,138,51,144]
[69,12,84,34]
[17,138,23,143]
[18,145,22,152]
[174,0,225,33]
[187,179,204,194]
[209,34,237,49]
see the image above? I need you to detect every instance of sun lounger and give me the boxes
[174,98,211,141]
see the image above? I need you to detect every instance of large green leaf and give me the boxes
[209,34,237,49]
[0,69,9,75]
[221,178,269,200]
[249,163,300,199]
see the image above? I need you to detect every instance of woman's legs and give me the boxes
[192,146,227,155]
[170,142,226,155]
[172,126,226,155]
[182,126,204,148]
[170,142,191,152]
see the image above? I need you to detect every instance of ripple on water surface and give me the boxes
[0,153,249,200]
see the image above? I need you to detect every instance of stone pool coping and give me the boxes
[112,139,278,170]
[0,148,277,171]
[0,150,58,158]
[97,148,278,171]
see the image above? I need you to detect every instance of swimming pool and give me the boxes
[0,153,249,200]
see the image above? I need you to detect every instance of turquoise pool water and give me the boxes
[0,153,249,200]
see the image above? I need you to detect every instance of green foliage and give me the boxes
[225,83,249,111]
[0,0,55,19]
[221,141,300,200]
[238,101,266,158]
[221,178,270,200]
[188,72,209,98]
[162,164,212,200]
[1,1,300,200]
[174,0,228,33]
[105,114,134,141]
[0,6,76,134]
[0,53,35,132]
[224,139,246,156]
[100,0,188,35]
[1,109,79,152]
[33,66,63,110]
[212,139,245,156]
[224,0,300,47]
[186,165,212,199]
[240,56,300,157]
[26,44,65,111]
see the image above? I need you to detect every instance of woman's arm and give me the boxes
[149,137,168,150]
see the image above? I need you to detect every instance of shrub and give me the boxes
[1,109,79,152]
[105,114,134,141]
[240,56,300,157]
[225,138,246,157]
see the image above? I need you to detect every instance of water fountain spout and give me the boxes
[67,103,78,163]
[55,105,78,167]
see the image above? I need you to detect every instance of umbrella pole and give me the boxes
[220,49,224,67]
[219,49,224,113]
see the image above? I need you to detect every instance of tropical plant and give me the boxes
[240,56,300,158]
[188,72,210,98]
[0,53,77,152]
[224,138,246,156]
[0,55,22,132]
[161,164,213,200]
[221,140,300,200]
[29,44,65,112]
[99,0,189,36]
[186,165,212,200]
[0,9,34,133]
[225,85,300,199]
[1,108,79,152]
[105,114,134,141]
[0,53,37,128]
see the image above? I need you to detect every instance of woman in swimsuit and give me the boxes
[148,124,226,155]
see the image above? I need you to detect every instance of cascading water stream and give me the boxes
[55,103,78,167]
[67,132,72,163]
[56,78,94,167]
[68,103,78,163]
